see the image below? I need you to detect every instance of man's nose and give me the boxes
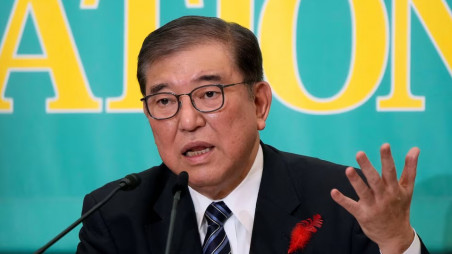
[177,95,206,131]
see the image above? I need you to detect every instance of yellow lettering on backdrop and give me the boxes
[80,0,99,9]
[260,0,388,113]
[186,0,252,28]
[377,0,424,110]
[413,0,452,72]
[218,0,253,29]
[186,0,203,8]
[378,0,452,110]
[106,0,157,112]
[0,0,101,113]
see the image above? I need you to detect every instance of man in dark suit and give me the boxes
[77,16,428,253]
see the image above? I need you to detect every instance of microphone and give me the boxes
[164,171,189,254]
[35,173,141,254]
[119,173,141,190]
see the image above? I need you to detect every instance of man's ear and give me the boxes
[253,81,272,130]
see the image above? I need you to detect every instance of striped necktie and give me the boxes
[202,201,232,254]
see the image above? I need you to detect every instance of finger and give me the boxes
[345,167,375,202]
[380,143,398,190]
[399,147,420,189]
[330,189,360,217]
[356,152,385,196]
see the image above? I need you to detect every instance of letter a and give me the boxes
[0,0,101,113]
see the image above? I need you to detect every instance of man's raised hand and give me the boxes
[331,143,420,254]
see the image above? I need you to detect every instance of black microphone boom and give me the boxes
[34,173,141,254]
[164,171,189,254]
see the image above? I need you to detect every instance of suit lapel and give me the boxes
[143,145,315,253]
[250,144,309,254]
[145,168,202,254]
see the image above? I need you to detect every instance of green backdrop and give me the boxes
[0,0,451,253]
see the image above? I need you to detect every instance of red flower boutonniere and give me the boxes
[287,214,323,254]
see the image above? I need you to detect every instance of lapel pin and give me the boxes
[288,214,323,253]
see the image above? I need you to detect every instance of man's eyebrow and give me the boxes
[195,74,222,83]
[149,83,168,94]
[147,75,222,94]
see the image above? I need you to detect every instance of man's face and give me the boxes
[143,41,271,199]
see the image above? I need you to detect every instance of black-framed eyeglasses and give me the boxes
[140,81,251,120]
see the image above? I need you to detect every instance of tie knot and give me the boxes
[205,201,232,226]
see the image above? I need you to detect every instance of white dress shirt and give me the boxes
[189,145,263,254]
[188,144,420,254]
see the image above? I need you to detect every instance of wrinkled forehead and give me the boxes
[146,40,238,74]
[148,38,235,67]
[143,41,242,93]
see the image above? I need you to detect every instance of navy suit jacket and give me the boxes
[77,143,429,253]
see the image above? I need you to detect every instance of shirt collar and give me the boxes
[188,144,263,234]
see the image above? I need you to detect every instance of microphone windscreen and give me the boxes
[119,173,141,191]
[172,171,189,194]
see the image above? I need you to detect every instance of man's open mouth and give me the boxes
[183,147,213,157]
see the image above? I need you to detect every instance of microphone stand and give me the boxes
[35,174,140,254]
[164,171,189,254]
[35,185,122,254]
[164,188,182,254]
